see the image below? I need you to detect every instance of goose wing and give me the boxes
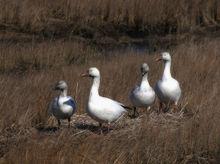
[63,96,77,111]
[48,97,59,116]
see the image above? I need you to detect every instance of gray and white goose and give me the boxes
[130,63,155,117]
[49,81,76,127]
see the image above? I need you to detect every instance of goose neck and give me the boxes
[162,60,172,80]
[90,76,100,98]
[60,89,67,97]
[140,74,150,88]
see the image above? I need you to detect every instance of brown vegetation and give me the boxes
[0,0,220,38]
[0,1,220,163]
[0,37,219,163]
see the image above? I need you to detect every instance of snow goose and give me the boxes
[155,52,181,112]
[130,63,155,117]
[81,67,127,133]
[49,81,76,127]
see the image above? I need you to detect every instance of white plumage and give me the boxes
[155,52,181,111]
[82,67,126,132]
[130,63,155,116]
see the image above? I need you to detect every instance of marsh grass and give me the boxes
[0,38,219,163]
[0,0,219,37]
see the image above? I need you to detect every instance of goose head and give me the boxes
[81,67,100,78]
[54,80,68,91]
[141,63,149,76]
[156,52,171,62]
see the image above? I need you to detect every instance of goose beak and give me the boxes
[156,57,162,62]
[81,73,89,77]
[53,85,60,90]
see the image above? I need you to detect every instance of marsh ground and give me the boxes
[0,36,219,163]
[0,0,220,163]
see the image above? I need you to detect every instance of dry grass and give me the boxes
[0,0,220,37]
[0,37,219,163]
[0,40,98,74]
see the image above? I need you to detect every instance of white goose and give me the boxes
[130,63,155,117]
[49,81,76,127]
[82,67,127,132]
[155,52,181,112]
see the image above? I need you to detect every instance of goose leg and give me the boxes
[68,118,71,128]
[57,119,61,127]
[158,101,163,113]
[168,101,178,113]
[132,107,139,118]
[107,123,111,133]
[147,106,151,112]
[99,123,103,135]
[163,102,169,113]
[173,102,179,112]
